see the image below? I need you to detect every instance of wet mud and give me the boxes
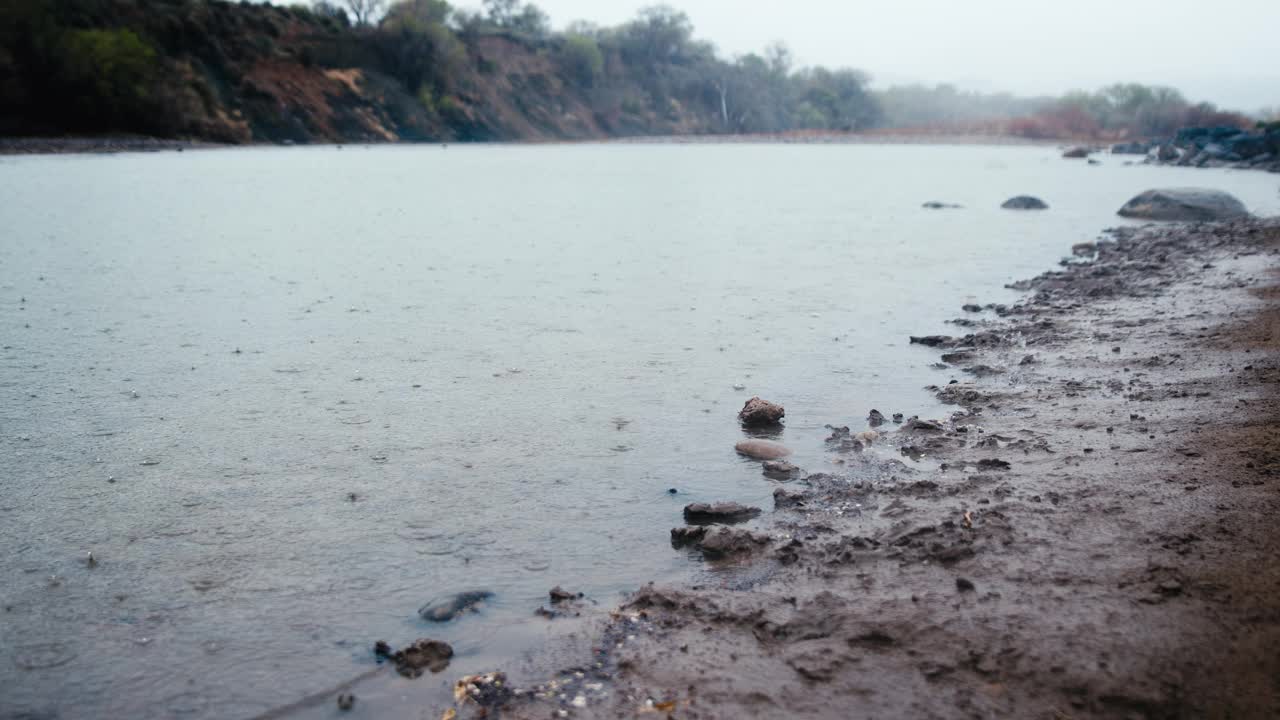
[434,217,1280,719]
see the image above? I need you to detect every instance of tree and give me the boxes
[376,0,461,94]
[561,34,603,87]
[762,42,791,77]
[482,0,519,25]
[311,1,351,26]
[335,0,386,26]
[58,28,156,122]
[618,5,697,65]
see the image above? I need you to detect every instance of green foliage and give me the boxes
[376,0,462,93]
[560,34,603,87]
[58,28,157,119]
[617,5,704,67]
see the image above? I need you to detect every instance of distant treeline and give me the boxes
[875,83,1264,140]
[0,0,1266,143]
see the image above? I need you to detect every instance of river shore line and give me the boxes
[406,215,1280,719]
[0,132,1059,156]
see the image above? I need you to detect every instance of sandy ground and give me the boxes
[412,217,1280,720]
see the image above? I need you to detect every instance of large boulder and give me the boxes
[1117,188,1250,222]
[1001,195,1049,210]
[1062,146,1091,158]
[734,439,792,460]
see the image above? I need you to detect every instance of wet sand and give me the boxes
[420,217,1280,719]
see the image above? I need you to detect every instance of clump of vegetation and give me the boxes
[1005,84,1252,140]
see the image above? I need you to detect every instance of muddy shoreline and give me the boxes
[382,216,1280,719]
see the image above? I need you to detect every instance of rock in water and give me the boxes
[737,396,785,426]
[418,591,493,622]
[922,201,962,209]
[1116,188,1250,221]
[392,639,454,677]
[697,527,769,559]
[762,460,799,480]
[1062,146,1090,158]
[548,586,580,603]
[734,439,792,460]
[683,502,762,525]
[1001,196,1049,210]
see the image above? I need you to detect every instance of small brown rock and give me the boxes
[762,460,799,479]
[738,396,785,426]
[392,639,454,678]
[548,586,580,603]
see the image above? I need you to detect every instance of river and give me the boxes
[1,142,1276,718]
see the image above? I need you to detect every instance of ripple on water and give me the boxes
[187,575,239,593]
[147,520,198,539]
[13,642,77,670]
[327,575,378,593]
[187,524,262,546]
[163,691,214,716]
[397,527,462,556]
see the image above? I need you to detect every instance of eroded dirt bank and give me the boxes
[434,217,1280,720]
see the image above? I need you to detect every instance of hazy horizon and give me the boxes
[507,0,1278,113]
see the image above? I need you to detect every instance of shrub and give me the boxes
[58,28,157,121]
[560,34,602,87]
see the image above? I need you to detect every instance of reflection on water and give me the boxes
[1,143,1277,718]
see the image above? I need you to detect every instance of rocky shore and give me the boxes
[0,136,216,155]
[410,216,1280,719]
[1108,125,1280,173]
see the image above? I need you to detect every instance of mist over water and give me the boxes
[1,143,1277,718]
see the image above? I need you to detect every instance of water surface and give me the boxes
[2,143,1277,717]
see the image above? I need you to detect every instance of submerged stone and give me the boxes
[418,590,493,622]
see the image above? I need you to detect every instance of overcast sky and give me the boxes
[493,0,1278,111]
